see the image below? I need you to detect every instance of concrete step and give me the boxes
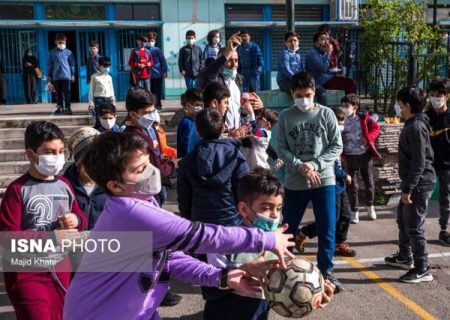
[0,131,176,150]
[0,161,29,175]
[0,115,94,129]
[0,174,22,189]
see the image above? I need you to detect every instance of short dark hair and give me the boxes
[25,121,65,152]
[334,108,346,122]
[428,77,450,95]
[313,32,327,43]
[239,29,250,36]
[55,33,66,41]
[203,81,230,108]
[195,108,223,140]
[290,72,316,91]
[184,88,203,105]
[207,29,220,44]
[237,168,284,204]
[98,56,111,67]
[89,41,99,48]
[186,30,196,38]
[125,88,157,112]
[396,86,426,114]
[82,132,149,195]
[318,24,330,34]
[341,93,360,107]
[137,34,148,42]
[147,31,157,40]
[258,108,278,127]
[180,93,186,107]
[284,31,299,42]
[99,103,117,116]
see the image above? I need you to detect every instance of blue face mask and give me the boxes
[251,213,280,231]
[222,68,237,79]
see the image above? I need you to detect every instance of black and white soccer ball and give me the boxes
[264,257,324,318]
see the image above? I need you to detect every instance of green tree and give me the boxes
[360,0,444,114]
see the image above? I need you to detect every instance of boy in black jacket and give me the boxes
[426,78,450,246]
[385,86,436,283]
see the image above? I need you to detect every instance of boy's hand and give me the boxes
[181,71,186,76]
[305,171,321,188]
[272,224,295,268]
[248,93,264,110]
[59,213,79,229]
[299,162,315,176]
[242,101,254,115]
[71,76,75,82]
[318,279,335,308]
[240,253,279,283]
[401,193,412,204]
[345,175,352,185]
[227,269,262,298]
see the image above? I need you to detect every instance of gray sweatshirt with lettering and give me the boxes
[277,104,343,190]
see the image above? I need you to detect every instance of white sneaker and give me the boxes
[351,211,359,224]
[367,206,377,220]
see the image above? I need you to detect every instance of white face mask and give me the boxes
[430,96,446,110]
[340,107,353,117]
[187,39,195,46]
[222,68,237,79]
[122,163,161,196]
[100,67,110,74]
[57,44,66,50]
[294,97,314,112]
[34,154,65,176]
[212,37,220,45]
[138,113,157,130]
[394,103,401,117]
[100,118,115,130]
[148,41,156,48]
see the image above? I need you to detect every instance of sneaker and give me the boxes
[350,210,359,224]
[384,252,413,270]
[161,289,182,306]
[335,243,357,257]
[294,232,306,254]
[54,106,64,115]
[271,159,284,174]
[367,206,377,220]
[399,267,433,283]
[439,230,450,247]
[322,270,344,293]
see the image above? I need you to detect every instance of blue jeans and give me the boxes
[282,185,336,273]
[184,76,197,89]
[137,78,151,92]
[242,73,260,92]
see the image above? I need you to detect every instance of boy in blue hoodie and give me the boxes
[295,108,356,258]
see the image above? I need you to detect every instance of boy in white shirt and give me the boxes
[88,56,115,127]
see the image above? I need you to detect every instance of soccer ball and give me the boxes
[264,257,324,318]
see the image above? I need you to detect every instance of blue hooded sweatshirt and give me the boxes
[177,139,249,226]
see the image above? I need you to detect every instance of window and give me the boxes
[226,6,264,22]
[0,29,36,73]
[0,4,34,20]
[45,4,106,20]
[115,4,160,21]
[271,5,323,21]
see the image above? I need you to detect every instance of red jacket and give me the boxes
[128,48,153,80]
[123,125,174,177]
[357,111,381,159]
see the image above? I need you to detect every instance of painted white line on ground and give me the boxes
[333,251,450,265]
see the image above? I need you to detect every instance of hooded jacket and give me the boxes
[177,139,249,226]
[398,113,435,193]
[63,163,107,229]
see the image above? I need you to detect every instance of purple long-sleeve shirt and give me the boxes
[64,196,276,320]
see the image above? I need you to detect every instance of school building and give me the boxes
[0,0,448,104]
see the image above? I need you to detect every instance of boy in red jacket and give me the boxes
[340,94,381,224]
[0,121,86,320]
[128,34,153,92]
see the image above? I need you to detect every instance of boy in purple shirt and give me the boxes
[63,132,295,320]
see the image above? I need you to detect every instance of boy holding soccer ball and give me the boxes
[203,168,335,320]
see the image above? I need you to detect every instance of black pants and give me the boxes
[53,79,71,109]
[397,184,434,271]
[151,77,163,109]
[345,152,375,211]
[23,73,37,104]
[301,190,351,244]
[204,291,269,320]
[437,169,450,231]
[0,73,6,103]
